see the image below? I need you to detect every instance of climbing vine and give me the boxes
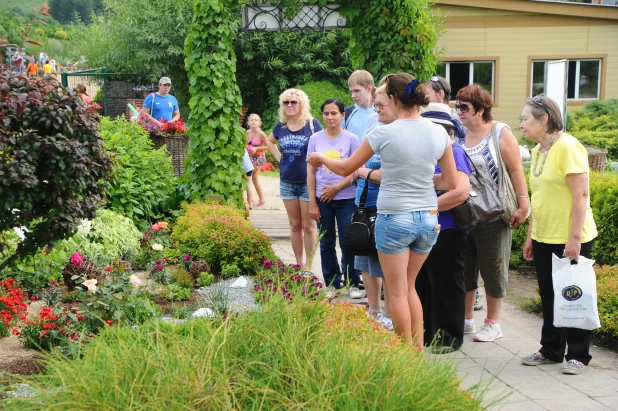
[184,0,245,206]
[184,0,443,204]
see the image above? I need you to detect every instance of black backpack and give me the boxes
[343,106,358,130]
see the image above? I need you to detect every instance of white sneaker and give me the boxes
[348,287,364,299]
[474,321,503,342]
[325,286,340,299]
[376,313,394,331]
[464,322,477,334]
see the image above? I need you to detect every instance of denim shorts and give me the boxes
[280,181,309,201]
[354,255,384,278]
[375,211,440,255]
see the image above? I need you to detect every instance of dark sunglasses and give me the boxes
[282,100,299,105]
[531,96,549,115]
[455,103,473,113]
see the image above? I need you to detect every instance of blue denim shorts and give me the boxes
[280,181,309,202]
[354,254,384,278]
[375,211,440,255]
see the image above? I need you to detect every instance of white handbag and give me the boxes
[552,254,600,330]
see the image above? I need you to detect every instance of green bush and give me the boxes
[568,99,618,158]
[589,172,618,265]
[54,30,67,40]
[296,80,354,121]
[196,272,214,287]
[170,267,194,289]
[79,209,142,265]
[171,201,275,274]
[160,284,191,301]
[220,263,241,279]
[99,117,177,224]
[7,298,483,410]
[594,265,618,341]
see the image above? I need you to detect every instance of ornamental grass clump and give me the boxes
[6,297,484,410]
[171,200,275,274]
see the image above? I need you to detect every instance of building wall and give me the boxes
[434,4,618,134]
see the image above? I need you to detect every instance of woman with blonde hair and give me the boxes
[246,113,268,207]
[308,73,458,349]
[267,89,323,268]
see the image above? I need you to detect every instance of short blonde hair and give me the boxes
[278,88,312,126]
[375,85,387,96]
[348,70,374,89]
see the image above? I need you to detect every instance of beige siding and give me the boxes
[434,5,618,136]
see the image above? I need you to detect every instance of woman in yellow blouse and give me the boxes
[520,95,597,375]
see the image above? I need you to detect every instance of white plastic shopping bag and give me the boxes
[552,254,600,330]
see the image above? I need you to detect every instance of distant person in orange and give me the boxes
[76,84,92,104]
[27,59,38,77]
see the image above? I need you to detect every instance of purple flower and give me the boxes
[183,254,193,261]
[281,268,288,273]
[155,263,164,270]
[277,261,284,267]
[263,261,273,269]
[293,264,301,270]
[265,279,274,285]
[50,280,57,287]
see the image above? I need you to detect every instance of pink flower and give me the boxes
[151,223,161,231]
[263,261,273,269]
[183,254,193,261]
[293,264,301,270]
[104,266,113,272]
[155,263,164,271]
[70,252,83,266]
[50,280,57,287]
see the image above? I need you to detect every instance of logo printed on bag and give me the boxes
[562,285,583,301]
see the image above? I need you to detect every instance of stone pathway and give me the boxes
[252,176,618,411]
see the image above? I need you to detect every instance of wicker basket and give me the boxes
[585,146,607,173]
[151,134,188,177]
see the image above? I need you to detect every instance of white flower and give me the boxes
[76,219,92,237]
[83,278,98,292]
[11,209,20,215]
[151,243,164,251]
[129,275,142,288]
[13,226,29,241]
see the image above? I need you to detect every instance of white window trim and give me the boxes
[439,61,495,101]
[530,59,601,100]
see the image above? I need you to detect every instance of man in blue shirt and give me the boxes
[140,76,180,127]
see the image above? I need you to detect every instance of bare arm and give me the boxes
[357,167,382,184]
[172,109,180,122]
[500,127,529,228]
[307,164,320,222]
[254,131,269,151]
[140,107,162,127]
[523,214,534,261]
[564,172,589,261]
[266,134,281,162]
[433,145,458,191]
[437,170,470,212]
[306,138,374,176]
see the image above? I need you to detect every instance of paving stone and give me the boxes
[536,398,614,411]
[594,395,618,410]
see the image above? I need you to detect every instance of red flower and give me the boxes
[106,320,113,326]
[104,265,113,272]
[11,328,19,336]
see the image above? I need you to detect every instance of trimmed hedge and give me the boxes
[594,265,618,342]
[568,99,618,158]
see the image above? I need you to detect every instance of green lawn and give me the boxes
[1,0,46,13]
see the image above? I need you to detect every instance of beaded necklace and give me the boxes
[531,132,557,177]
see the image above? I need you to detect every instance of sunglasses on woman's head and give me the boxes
[455,103,472,113]
[282,100,298,105]
[430,76,444,92]
[531,96,549,115]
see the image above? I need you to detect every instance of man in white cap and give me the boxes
[140,76,180,127]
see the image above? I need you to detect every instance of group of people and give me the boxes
[255,70,597,375]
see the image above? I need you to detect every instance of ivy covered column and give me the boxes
[184,0,245,206]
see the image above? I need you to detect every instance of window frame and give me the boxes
[526,54,607,105]
[530,58,602,100]
[436,57,499,105]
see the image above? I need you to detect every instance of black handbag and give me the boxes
[452,148,504,232]
[343,170,378,256]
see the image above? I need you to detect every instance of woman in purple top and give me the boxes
[307,99,361,293]
[415,103,472,353]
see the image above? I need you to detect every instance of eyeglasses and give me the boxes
[282,100,298,105]
[531,96,549,115]
[455,103,472,113]
[374,102,389,110]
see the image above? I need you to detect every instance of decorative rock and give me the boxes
[230,276,248,288]
[192,308,215,318]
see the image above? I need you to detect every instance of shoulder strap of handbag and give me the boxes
[150,93,156,113]
[358,170,375,208]
[455,145,480,176]
[490,120,504,177]
[309,118,315,134]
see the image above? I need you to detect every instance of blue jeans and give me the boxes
[316,197,361,289]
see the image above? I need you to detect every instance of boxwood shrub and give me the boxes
[170,200,275,274]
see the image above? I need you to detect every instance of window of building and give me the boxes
[531,59,601,99]
[435,61,494,101]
